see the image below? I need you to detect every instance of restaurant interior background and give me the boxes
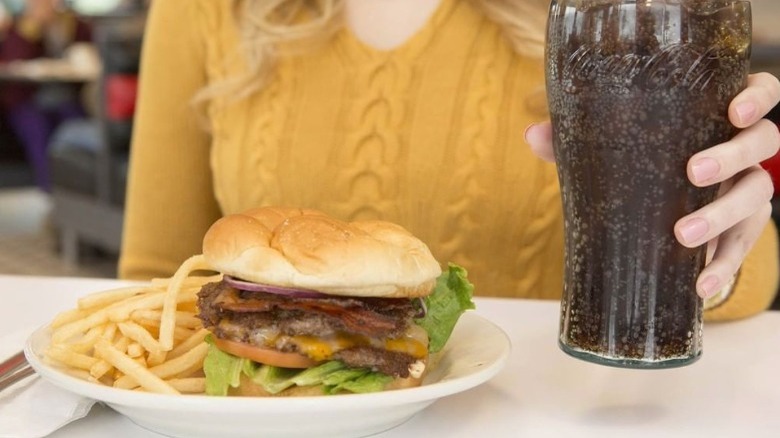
[0,0,778,310]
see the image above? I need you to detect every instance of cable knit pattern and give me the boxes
[330,55,408,221]
[195,0,235,210]
[198,2,295,211]
[121,0,778,317]
[326,0,456,223]
[433,20,502,272]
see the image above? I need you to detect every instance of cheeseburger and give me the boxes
[196,206,474,396]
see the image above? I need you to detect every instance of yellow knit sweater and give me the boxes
[120,0,779,321]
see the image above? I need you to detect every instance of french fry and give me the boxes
[127,343,144,358]
[102,323,117,341]
[96,375,114,387]
[78,286,150,310]
[107,291,165,321]
[96,341,179,395]
[147,350,168,367]
[45,254,214,395]
[90,359,114,379]
[50,308,87,329]
[174,326,196,343]
[58,366,95,382]
[177,301,198,313]
[112,368,124,381]
[130,318,193,342]
[168,328,209,360]
[114,335,131,353]
[166,378,206,394]
[63,325,103,354]
[108,289,199,323]
[113,342,208,390]
[53,289,174,344]
[91,336,130,379]
[47,345,100,370]
[160,255,210,351]
[131,310,202,329]
[117,322,163,355]
[52,310,110,344]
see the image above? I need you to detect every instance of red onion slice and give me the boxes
[223,275,329,298]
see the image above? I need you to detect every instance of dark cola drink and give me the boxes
[546,0,751,368]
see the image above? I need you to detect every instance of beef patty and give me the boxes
[197,281,423,377]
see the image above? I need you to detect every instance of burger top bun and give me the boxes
[202,206,442,298]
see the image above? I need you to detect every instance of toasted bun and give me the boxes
[202,206,442,298]
[228,372,424,397]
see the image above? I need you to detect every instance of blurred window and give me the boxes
[0,0,23,15]
[65,0,123,15]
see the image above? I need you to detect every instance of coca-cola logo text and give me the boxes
[562,43,722,93]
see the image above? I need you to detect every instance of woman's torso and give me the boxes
[199,0,564,298]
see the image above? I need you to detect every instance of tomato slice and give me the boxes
[214,338,317,369]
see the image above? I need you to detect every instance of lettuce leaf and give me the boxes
[203,335,246,396]
[251,362,305,394]
[202,339,393,396]
[324,371,393,395]
[415,263,476,353]
[250,361,392,395]
[252,360,345,394]
[202,262,475,396]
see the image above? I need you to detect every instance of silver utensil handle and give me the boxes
[0,351,26,375]
[0,365,36,392]
[0,351,36,393]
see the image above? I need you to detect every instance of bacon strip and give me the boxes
[214,288,404,336]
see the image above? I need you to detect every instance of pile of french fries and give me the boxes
[44,255,215,395]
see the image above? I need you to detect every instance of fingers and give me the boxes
[697,73,780,187]
[688,119,780,187]
[729,72,780,128]
[675,165,774,248]
[683,72,780,298]
[695,202,772,298]
[524,122,555,162]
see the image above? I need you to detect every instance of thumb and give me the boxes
[524,122,555,162]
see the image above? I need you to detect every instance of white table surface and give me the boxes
[1,274,779,438]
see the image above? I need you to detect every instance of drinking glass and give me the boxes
[546,0,752,368]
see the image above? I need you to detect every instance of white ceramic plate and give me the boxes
[25,312,511,438]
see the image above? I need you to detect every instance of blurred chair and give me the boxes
[48,12,145,265]
[0,120,33,188]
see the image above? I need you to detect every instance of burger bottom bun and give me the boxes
[228,373,424,397]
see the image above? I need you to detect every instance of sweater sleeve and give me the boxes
[118,0,221,280]
[704,220,779,321]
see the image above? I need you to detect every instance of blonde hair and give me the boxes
[199,0,548,106]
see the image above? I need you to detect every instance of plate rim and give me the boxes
[25,312,511,413]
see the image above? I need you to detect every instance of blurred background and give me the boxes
[0,0,145,277]
[0,0,778,298]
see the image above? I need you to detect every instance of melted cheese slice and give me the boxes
[286,324,429,362]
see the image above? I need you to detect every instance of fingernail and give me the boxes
[679,218,709,245]
[735,102,757,125]
[691,158,720,184]
[523,123,538,143]
[698,275,720,298]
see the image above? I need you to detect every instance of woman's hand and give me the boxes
[525,72,780,299]
[676,73,780,298]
